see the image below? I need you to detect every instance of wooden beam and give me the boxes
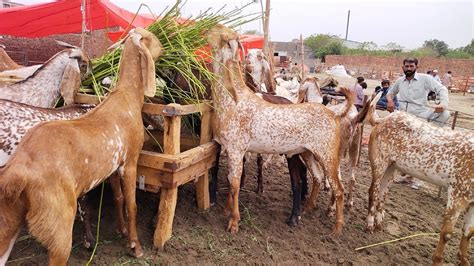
[163,114,181,155]
[142,102,213,116]
[138,141,219,172]
[75,94,213,116]
[154,187,178,249]
[196,110,212,210]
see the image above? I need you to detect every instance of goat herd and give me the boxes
[0,26,472,265]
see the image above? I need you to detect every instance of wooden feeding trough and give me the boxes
[74,93,220,249]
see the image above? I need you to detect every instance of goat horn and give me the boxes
[55,40,78,49]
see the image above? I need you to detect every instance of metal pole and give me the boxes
[345,10,350,40]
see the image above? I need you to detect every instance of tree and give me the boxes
[382,42,404,53]
[462,39,474,56]
[357,41,378,51]
[304,34,344,61]
[423,39,449,57]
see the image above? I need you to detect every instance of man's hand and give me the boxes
[434,105,445,113]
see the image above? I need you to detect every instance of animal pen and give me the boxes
[74,93,220,249]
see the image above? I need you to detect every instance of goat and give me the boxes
[0,99,102,250]
[365,94,473,265]
[0,28,161,264]
[0,46,89,108]
[207,25,353,234]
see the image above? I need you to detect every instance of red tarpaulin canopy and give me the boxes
[0,0,263,52]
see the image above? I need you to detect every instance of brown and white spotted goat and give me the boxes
[0,28,162,265]
[208,25,353,234]
[365,95,473,265]
[0,99,100,251]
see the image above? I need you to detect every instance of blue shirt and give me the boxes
[376,86,399,109]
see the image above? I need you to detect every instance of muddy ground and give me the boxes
[7,78,474,265]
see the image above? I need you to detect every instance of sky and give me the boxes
[13,0,474,50]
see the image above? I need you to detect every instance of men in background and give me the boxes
[442,70,453,91]
[374,79,399,110]
[387,58,450,189]
[351,76,365,111]
[431,69,442,84]
[249,51,274,93]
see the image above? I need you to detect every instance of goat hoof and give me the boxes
[130,243,144,258]
[227,220,239,234]
[332,227,343,235]
[286,215,300,226]
[366,225,374,233]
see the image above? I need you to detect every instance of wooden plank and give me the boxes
[196,110,212,210]
[74,93,104,104]
[75,94,213,116]
[196,172,210,210]
[199,110,212,144]
[138,142,219,172]
[154,187,178,249]
[164,115,181,155]
[142,101,213,116]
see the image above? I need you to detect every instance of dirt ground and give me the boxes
[7,77,474,265]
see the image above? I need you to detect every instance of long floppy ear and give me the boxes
[132,33,157,98]
[59,60,81,105]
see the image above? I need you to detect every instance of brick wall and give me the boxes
[1,28,117,65]
[325,55,474,80]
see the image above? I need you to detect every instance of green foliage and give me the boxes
[423,39,449,57]
[461,39,474,56]
[303,33,472,59]
[304,34,344,61]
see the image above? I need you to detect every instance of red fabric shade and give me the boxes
[0,0,264,52]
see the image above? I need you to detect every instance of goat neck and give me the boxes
[0,49,76,108]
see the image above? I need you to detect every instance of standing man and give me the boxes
[387,57,450,127]
[351,76,365,111]
[442,70,453,91]
[387,58,450,189]
[431,69,442,84]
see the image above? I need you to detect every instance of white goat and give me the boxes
[0,46,89,108]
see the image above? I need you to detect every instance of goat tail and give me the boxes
[352,96,371,124]
[334,86,354,118]
[0,168,27,201]
[366,92,383,126]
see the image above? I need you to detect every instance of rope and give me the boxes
[85,182,105,266]
[380,100,474,131]
[354,232,439,251]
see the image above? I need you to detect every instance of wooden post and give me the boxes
[154,108,181,249]
[262,0,271,55]
[195,110,211,211]
[300,34,305,79]
[437,110,459,198]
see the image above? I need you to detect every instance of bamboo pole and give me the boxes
[300,34,305,79]
[263,0,271,55]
